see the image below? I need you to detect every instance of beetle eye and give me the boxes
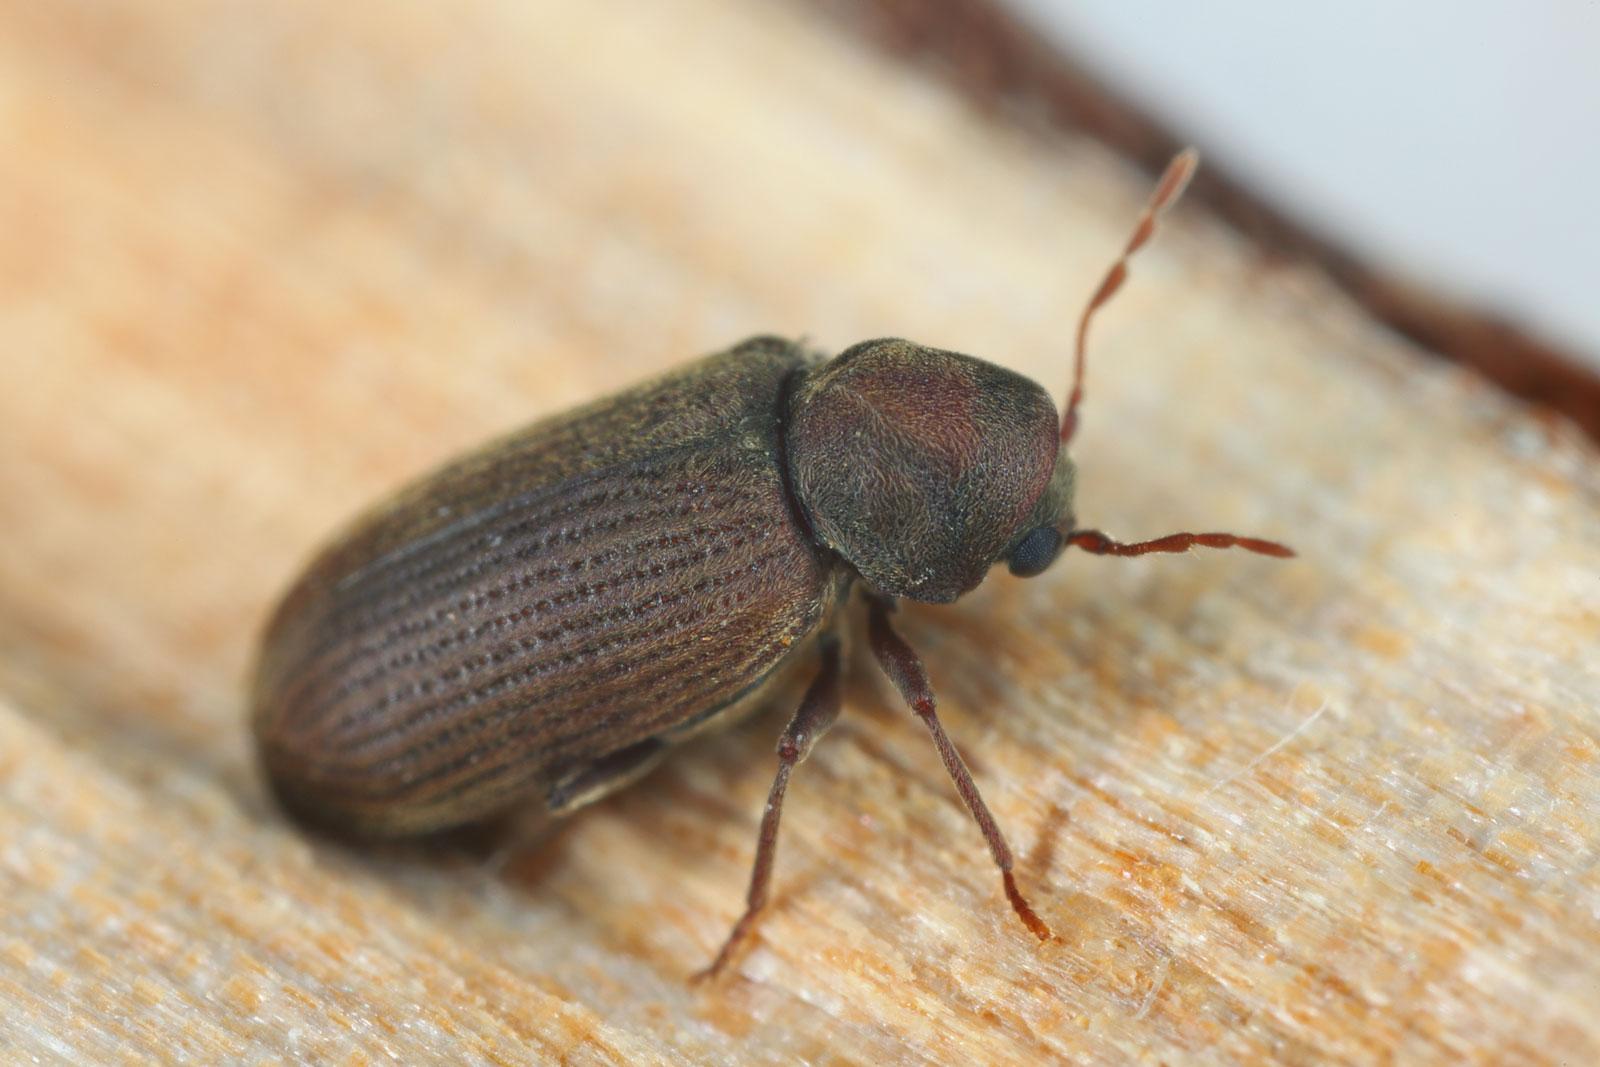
[1007,526,1063,578]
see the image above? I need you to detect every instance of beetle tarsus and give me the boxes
[696,636,844,982]
[1003,871,1052,941]
[866,596,1054,943]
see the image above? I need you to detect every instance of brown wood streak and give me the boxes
[810,0,1600,441]
[251,338,837,837]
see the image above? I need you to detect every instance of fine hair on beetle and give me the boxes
[250,149,1293,980]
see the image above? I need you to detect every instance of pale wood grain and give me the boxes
[2,1,1597,1064]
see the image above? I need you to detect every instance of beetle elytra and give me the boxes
[251,150,1292,977]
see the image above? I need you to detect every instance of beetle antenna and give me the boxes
[1064,528,1295,559]
[1061,148,1200,445]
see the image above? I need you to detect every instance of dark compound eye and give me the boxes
[1007,525,1063,578]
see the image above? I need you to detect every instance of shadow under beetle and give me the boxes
[252,150,1292,978]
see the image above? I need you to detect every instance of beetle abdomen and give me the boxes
[252,339,836,837]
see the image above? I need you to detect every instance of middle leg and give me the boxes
[697,635,843,979]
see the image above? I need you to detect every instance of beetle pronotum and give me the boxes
[252,150,1291,977]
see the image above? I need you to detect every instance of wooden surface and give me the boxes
[3,1,1598,1063]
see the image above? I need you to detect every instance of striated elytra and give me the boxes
[251,151,1293,978]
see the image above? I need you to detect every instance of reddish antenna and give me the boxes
[1061,148,1200,445]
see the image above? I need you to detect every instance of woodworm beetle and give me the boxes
[252,150,1292,977]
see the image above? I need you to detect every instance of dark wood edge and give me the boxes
[808,0,1600,442]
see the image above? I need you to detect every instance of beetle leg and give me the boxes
[1065,528,1294,558]
[865,595,1052,942]
[545,737,669,817]
[696,635,843,981]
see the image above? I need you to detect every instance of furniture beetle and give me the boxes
[252,150,1292,977]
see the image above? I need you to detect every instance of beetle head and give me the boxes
[786,338,1074,603]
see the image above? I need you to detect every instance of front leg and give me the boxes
[696,635,843,980]
[866,596,1052,942]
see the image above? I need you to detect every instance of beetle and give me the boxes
[251,150,1291,977]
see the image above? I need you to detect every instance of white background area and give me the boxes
[1006,1,1600,362]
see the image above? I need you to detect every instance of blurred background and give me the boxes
[1011,0,1600,361]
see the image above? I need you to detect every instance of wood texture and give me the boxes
[2,1,1597,1064]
